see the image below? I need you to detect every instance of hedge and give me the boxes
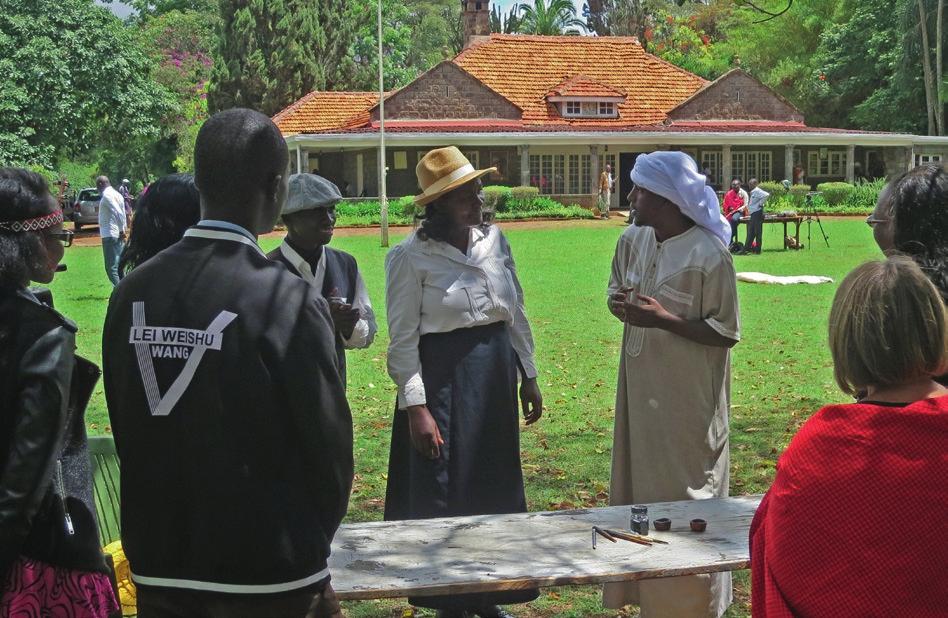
[483,185,512,212]
[334,192,595,227]
[816,182,855,206]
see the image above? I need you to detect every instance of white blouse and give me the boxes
[385,225,538,408]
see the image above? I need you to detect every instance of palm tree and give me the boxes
[491,3,524,33]
[517,0,586,35]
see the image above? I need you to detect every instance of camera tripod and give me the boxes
[802,192,829,248]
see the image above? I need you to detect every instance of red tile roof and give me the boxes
[454,35,706,127]
[274,36,848,134]
[273,91,385,134]
[547,74,626,99]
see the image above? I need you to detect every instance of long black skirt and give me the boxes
[384,321,539,610]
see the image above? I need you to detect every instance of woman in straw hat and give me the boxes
[384,147,543,618]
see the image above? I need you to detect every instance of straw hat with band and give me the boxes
[414,147,496,207]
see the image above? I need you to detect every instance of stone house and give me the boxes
[273,0,948,210]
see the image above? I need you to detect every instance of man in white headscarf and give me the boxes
[603,151,740,617]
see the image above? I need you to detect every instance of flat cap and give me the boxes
[283,173,342,215]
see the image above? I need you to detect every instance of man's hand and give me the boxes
[520,377,543,425]
[608,290,628,321]
[624,293,673,329]
[328,287,360,338]
[406,405,444,459]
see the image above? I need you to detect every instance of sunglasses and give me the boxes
[865,215,889,228]
[46,229,74,247]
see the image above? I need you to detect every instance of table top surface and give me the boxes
[329,494,763,600]
[740,215,803,222]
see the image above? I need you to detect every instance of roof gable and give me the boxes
[547,75,626,100]
[368,61,520,122]
[667,69,804,123]
[453,34,707,126]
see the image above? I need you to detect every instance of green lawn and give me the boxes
[50,218,879,617]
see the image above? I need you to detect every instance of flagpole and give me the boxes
[378,0,389,247]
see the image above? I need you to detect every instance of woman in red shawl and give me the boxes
[750,256,948,617]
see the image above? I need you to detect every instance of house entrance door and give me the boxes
[619,152,645,208]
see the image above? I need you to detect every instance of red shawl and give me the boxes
[750,395,948,617]
[723,189,744,217]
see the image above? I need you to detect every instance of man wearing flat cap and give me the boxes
[269,173,377,385]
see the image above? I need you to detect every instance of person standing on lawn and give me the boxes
[103,108,352,618]
[605,151,739,617]
[741,178,769,254]
[384,147,543,618]
[599,163,614,219]
[96,175,127,286]
[268,173,377,386]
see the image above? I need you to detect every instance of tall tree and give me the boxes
[208,0,358,116]
[517,0,586,35]
[343,0,461,91]
[0,0,171,168]
[917,0,938,134]
[491,2,524,33]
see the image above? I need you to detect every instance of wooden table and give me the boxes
[329,495,763,601]
[739,215,802,250]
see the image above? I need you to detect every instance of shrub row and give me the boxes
[334,190,594,227]
[754,178,884,214]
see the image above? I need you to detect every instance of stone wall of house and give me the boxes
[668,70,804,123]
[370,63,520,121]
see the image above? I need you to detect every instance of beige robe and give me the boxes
[603,224,740,618]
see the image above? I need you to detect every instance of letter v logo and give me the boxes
[130,302,237,416]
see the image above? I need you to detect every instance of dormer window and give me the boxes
[559,99,619,118]
[547,75,625,119]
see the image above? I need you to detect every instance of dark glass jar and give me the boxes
[630,504,649,535]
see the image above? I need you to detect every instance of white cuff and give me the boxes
[397,373,426,409]
[341,319,370,349]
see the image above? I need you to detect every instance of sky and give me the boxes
[495,0,587,18]
[96,0,134,18]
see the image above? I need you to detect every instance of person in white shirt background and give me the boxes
[384,147,543,618]
[741,178,770,254]
[96,175,127,286]
[268,173,377,386]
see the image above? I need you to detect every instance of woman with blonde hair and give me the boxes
[750,256,948,616]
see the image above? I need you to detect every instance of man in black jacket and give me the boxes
[103,109,353,617]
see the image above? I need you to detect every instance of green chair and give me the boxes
[88,435,122,547]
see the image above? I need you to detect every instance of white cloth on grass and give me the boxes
[737,272,833,285]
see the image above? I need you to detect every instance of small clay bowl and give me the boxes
[690,518,707,532]
[654,518,672,531]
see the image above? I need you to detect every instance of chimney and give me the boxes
[462,0,491,49]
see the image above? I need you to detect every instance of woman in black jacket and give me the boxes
[0,168,118,617]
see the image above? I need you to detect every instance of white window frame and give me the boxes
[916,153,943,165]
[462,150,479,169]
[808,150,846,177]
[701,150,723,187]
[732,151,773,183]
[561,99,620,118]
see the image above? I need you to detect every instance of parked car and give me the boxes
[72,188,100,231]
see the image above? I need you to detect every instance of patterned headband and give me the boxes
[0,209,64,233]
